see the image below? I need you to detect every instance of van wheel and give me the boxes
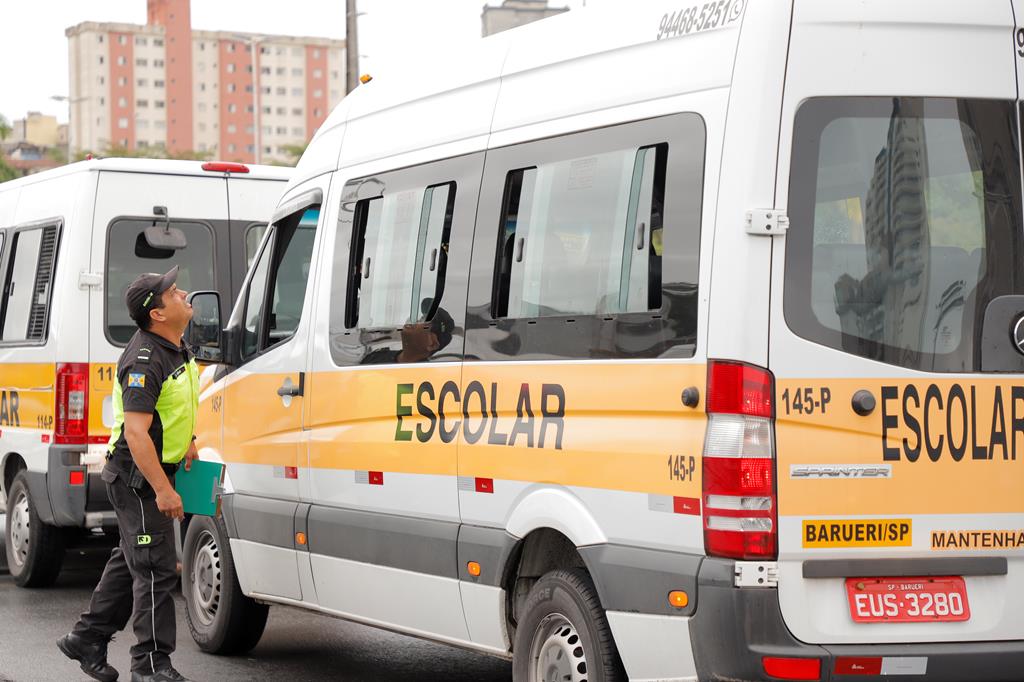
[182,514,268,654]
[513,569,625,682]
[5,471,65,587]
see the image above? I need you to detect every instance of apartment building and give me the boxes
[481,0,569,37]
[66,0,344,163]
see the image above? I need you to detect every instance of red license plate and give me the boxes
[846,576,970,623]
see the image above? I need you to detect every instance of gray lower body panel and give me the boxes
[689,558,1024,682]
[579,543,701,617]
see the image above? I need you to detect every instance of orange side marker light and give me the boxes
[668,590,688,608]
[467,561,482,577]
[295,532,307,546]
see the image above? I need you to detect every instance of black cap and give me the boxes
[125,265,179,323]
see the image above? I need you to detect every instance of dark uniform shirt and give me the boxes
[107,329,200,467]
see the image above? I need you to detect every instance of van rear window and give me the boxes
[0,222,60,343]
[786,97,1024,372]
[106,219,215,344]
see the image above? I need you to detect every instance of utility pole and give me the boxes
[346,0,359,94]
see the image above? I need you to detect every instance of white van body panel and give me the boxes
[770,0,1023,648]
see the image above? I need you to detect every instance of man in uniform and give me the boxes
[57,266,198,682]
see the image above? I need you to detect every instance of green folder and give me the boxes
[175,460,225,516]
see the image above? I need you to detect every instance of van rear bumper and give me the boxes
[689,557,1024,681]
[28,445,115,528]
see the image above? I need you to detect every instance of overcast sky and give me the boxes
[0,0,594,124]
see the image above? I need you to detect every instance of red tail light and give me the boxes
[762,656,821,680]
[55,362,89,445]
[201,161,250,173]
[703,360,778,560]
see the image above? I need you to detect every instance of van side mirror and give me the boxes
[185,291,224,363]
[144,206,187,250]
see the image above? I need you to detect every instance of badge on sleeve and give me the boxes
[128,373,146,388]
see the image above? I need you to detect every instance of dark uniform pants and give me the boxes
[72,466,177,674]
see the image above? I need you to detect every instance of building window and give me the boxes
[313,68,323,79]
[244,84,253,93]
[227,83,236,93]
[154,79,165,87]
[247,144,255,153]
[331,70,339,79]
[330,89,339,100]
[155,120,166,129]
[155,100,165,108]
[198,122,207,131]
[198,102,207,112]
[136,99,148,108]
[117,56,127,66]
[260,45,270,55]
[98,76,105,85]
[227,124,237,133]
[262,125,272,134]
[228,143,236,152]
[154,59,165,67]
[276,106,286,115]
[135,58,147,67]
[292,127,303,136]
[291,107,302,116]
[119,35,127,45]
[264,145,272,154]
[117,117,129,129]
[246,64,253,74]
[276,87,287,96]
[135,36,147,46]
[313,49,321,59]
[228,103,237,113]
[246,104,254,113]
[292,87,303,97]
[137,78,148,87]
[313,108,321,118]
[262,66,272,75]
[118,77,127,87]
[98,35,104,43]
[261,86,271,95]
[154,38,164,47]
[313,89,323,99]
[137,119,149,129]
[292,67,303,77]
[99,97,105,105]
[227,43,236,53]
[245,125,254,134]
[275,126,286,135]
[199,83,206,91]
[227,63,236,73]
[99,56,105,64]
[199,142,207,151]
[137,140,149,148]
[117,96,127,107]
[262,106,271,114]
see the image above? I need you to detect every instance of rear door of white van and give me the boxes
[769,0,1024,648]
[89,170,228,444]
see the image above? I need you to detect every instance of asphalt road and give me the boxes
[0,516,512,682]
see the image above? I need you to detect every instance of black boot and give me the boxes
[57,632,119,682]
[130,667,190,682]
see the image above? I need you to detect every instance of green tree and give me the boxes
[0,114,12,143]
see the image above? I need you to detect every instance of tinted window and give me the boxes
[245,223,267,267]
[493,144,667,318]
[1,224,59,343]
[786,97,1023,372]
[240,205,320,359]
[346,182,455,329]
[106,219,215,344]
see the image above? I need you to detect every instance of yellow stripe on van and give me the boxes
[0,363,54,430]
[777,378,1024,516]
[89,363,117,439]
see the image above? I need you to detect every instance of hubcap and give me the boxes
[190,530,222,626]
[7,489,31,568]
[528,613,589,682]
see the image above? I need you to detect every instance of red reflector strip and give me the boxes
[672,496,700,515]
[69,470,85,486]
[835,657,882,675]
[368,471,384,485]
[762,656,821,681]
[201,161,250,173]
[88,435,110,445]
[474,477,494,493]
[284,466,298,480]
[42,434,51,443]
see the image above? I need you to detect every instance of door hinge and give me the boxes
[745,209,789,236]
[79,271,103,290]
[734,561,779,588]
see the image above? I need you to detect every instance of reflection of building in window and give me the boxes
[835,100,929,361]
[481,0,569,37]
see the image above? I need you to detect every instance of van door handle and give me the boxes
[429,248,438,272]
[276,373,305,398]
[636,222,646,250]
[515,237,525,263]
[363,257,371,279]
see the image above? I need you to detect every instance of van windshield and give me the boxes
[785,97,1024,372]
[106,219,216,344]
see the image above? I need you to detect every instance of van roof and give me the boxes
[0,157,294,193]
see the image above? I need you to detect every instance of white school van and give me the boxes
[0,158,291,587]
[182,1,1024,680]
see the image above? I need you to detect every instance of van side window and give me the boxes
[244,223,267,267]
[240,205,320,360]
[786,97,1023,372]
[0,222,60,343]
[346,182,456,329]
[492,144,667,318]
[106,219,215,344]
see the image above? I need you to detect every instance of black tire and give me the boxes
[182,513,268,654]
[4,471,65,587]
[512,568,625,682]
